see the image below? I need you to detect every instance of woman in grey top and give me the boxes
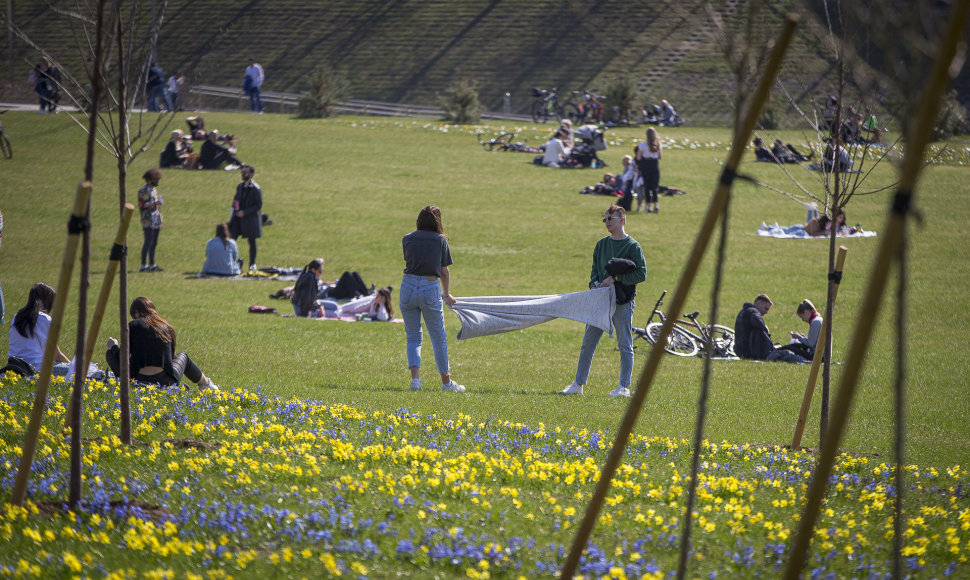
[400,205,464,393]
[791,299,822,352]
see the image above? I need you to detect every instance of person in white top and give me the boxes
[7,282,70,375]
[244,58,265,114]
[635,127,662,213]
[542,128,571,167]
[166,72,184,111]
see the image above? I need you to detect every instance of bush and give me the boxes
[298,66,351,119]
[603,76,639,125]
[757,107,778,130]
[933,90,970,140]
[438,78,482,124]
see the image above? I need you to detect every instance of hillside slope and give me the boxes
[2,0,962,126]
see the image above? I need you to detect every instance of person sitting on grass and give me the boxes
[789,299,822,359]
[734,294,809,363]
[753,137,774,161]
[7,282,71,376]
[105,297,218,390]
[202,222,241,276]
[292,258,330,318]
[199,130,242,170]
[337,286,395,321]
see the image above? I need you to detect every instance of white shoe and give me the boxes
[560,382,583,395]
[609,385,631,398]
[224,164,240,171]
[441,381,465,393]
[410,379,422,391]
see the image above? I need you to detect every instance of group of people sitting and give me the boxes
[537,120,607,169]
[642,99,682,126]
[289,258,393,321]
[4,283,218,391]
[160,116,243,170]
[822,96,881,145]
[735,294,822,364]
[752,137,813,164]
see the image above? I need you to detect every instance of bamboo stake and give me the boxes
[783,1,970,576]
[64,204,135,431]
[559,15,799,579]
[11,182,92,506]
[791,245,847,449]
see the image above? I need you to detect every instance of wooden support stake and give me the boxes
[783,0,970,577]
[11,182,92,506]
[559,15,799,579]
[64,204,135,431]
[791,245,848,449]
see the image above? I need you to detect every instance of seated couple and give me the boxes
[291,258,391,320]
[734,294,821,364]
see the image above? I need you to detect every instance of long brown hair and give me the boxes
[377,286,394,318]
[14,282,56,338]
[129,297,176,347]
[646,127,660,153]
[216,222,230,249]
[416,205,447,239]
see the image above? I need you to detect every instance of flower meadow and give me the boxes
[0,374,968,579]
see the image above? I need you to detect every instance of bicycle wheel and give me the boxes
[532,101,554,124]
[0,133,10,159]
[645,322,699,357]
[707,325,736,358]
[562,103,583,124]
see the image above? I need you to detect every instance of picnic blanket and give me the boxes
[757,222,877,239]
[313,315,403,323]
[195,267,302,281]
[449,286,615,340]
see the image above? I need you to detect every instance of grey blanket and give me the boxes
[449,286,615,340]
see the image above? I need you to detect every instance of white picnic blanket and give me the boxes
[449,286,615,340]
[757,222,877,239]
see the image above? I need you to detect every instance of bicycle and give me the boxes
[530,88,564,124]
[0,111,11,160]
[562,90,605,125]
[477,130,516,151]
[632,290,736,358]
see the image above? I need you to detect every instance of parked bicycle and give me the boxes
[562,90,605,125]
[531,88,564,124]
[476,131,542,153]
[633,290,736,357]
[0,111,11,160]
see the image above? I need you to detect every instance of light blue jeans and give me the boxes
[400,274,449,374]
[575,300,635,388]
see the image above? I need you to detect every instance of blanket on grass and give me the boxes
[314,316,403,324]
[757,223,877,239]
[195,267,302,281]
[449,286,615,340]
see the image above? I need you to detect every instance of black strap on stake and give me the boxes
[67,215,91,234]
[892,190,913,216]
[719,166,756,187]
[109,243,126,261]
[828,270,843,284]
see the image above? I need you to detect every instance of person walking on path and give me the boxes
[561,203,647,397]
[228,165,263,270]
[137,168,164,272]
[400,205,465,393]
[244,58,264,114]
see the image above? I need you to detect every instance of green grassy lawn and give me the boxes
[1,110,969,578]
[1,110,968,468]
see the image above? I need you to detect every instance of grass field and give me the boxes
[0,109,968,577]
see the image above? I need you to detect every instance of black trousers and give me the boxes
[106,347,202,386]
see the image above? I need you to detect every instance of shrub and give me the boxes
[298,66,351,119]
[757,107,778,130]
[933,89,970,140]
[603,76,639,125]
[438,78,482,124]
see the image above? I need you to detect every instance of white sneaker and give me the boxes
[560,382,583,395]
[410,379,422,391]
[224,164,240,171]
[609,386,631,398]
[441,381,465,393]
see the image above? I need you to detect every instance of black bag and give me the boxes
[1,356,37,377]
[780,342,814,360]
[605,258,637,305]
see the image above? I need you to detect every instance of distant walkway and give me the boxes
[189,84,533,122]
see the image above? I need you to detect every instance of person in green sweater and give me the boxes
[561,204,647,398]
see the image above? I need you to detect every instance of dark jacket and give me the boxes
[734,302,773,360]
[199,139,230,169]
[229,180,263,239]
[291,270,319,317]
[159,141,182,168]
